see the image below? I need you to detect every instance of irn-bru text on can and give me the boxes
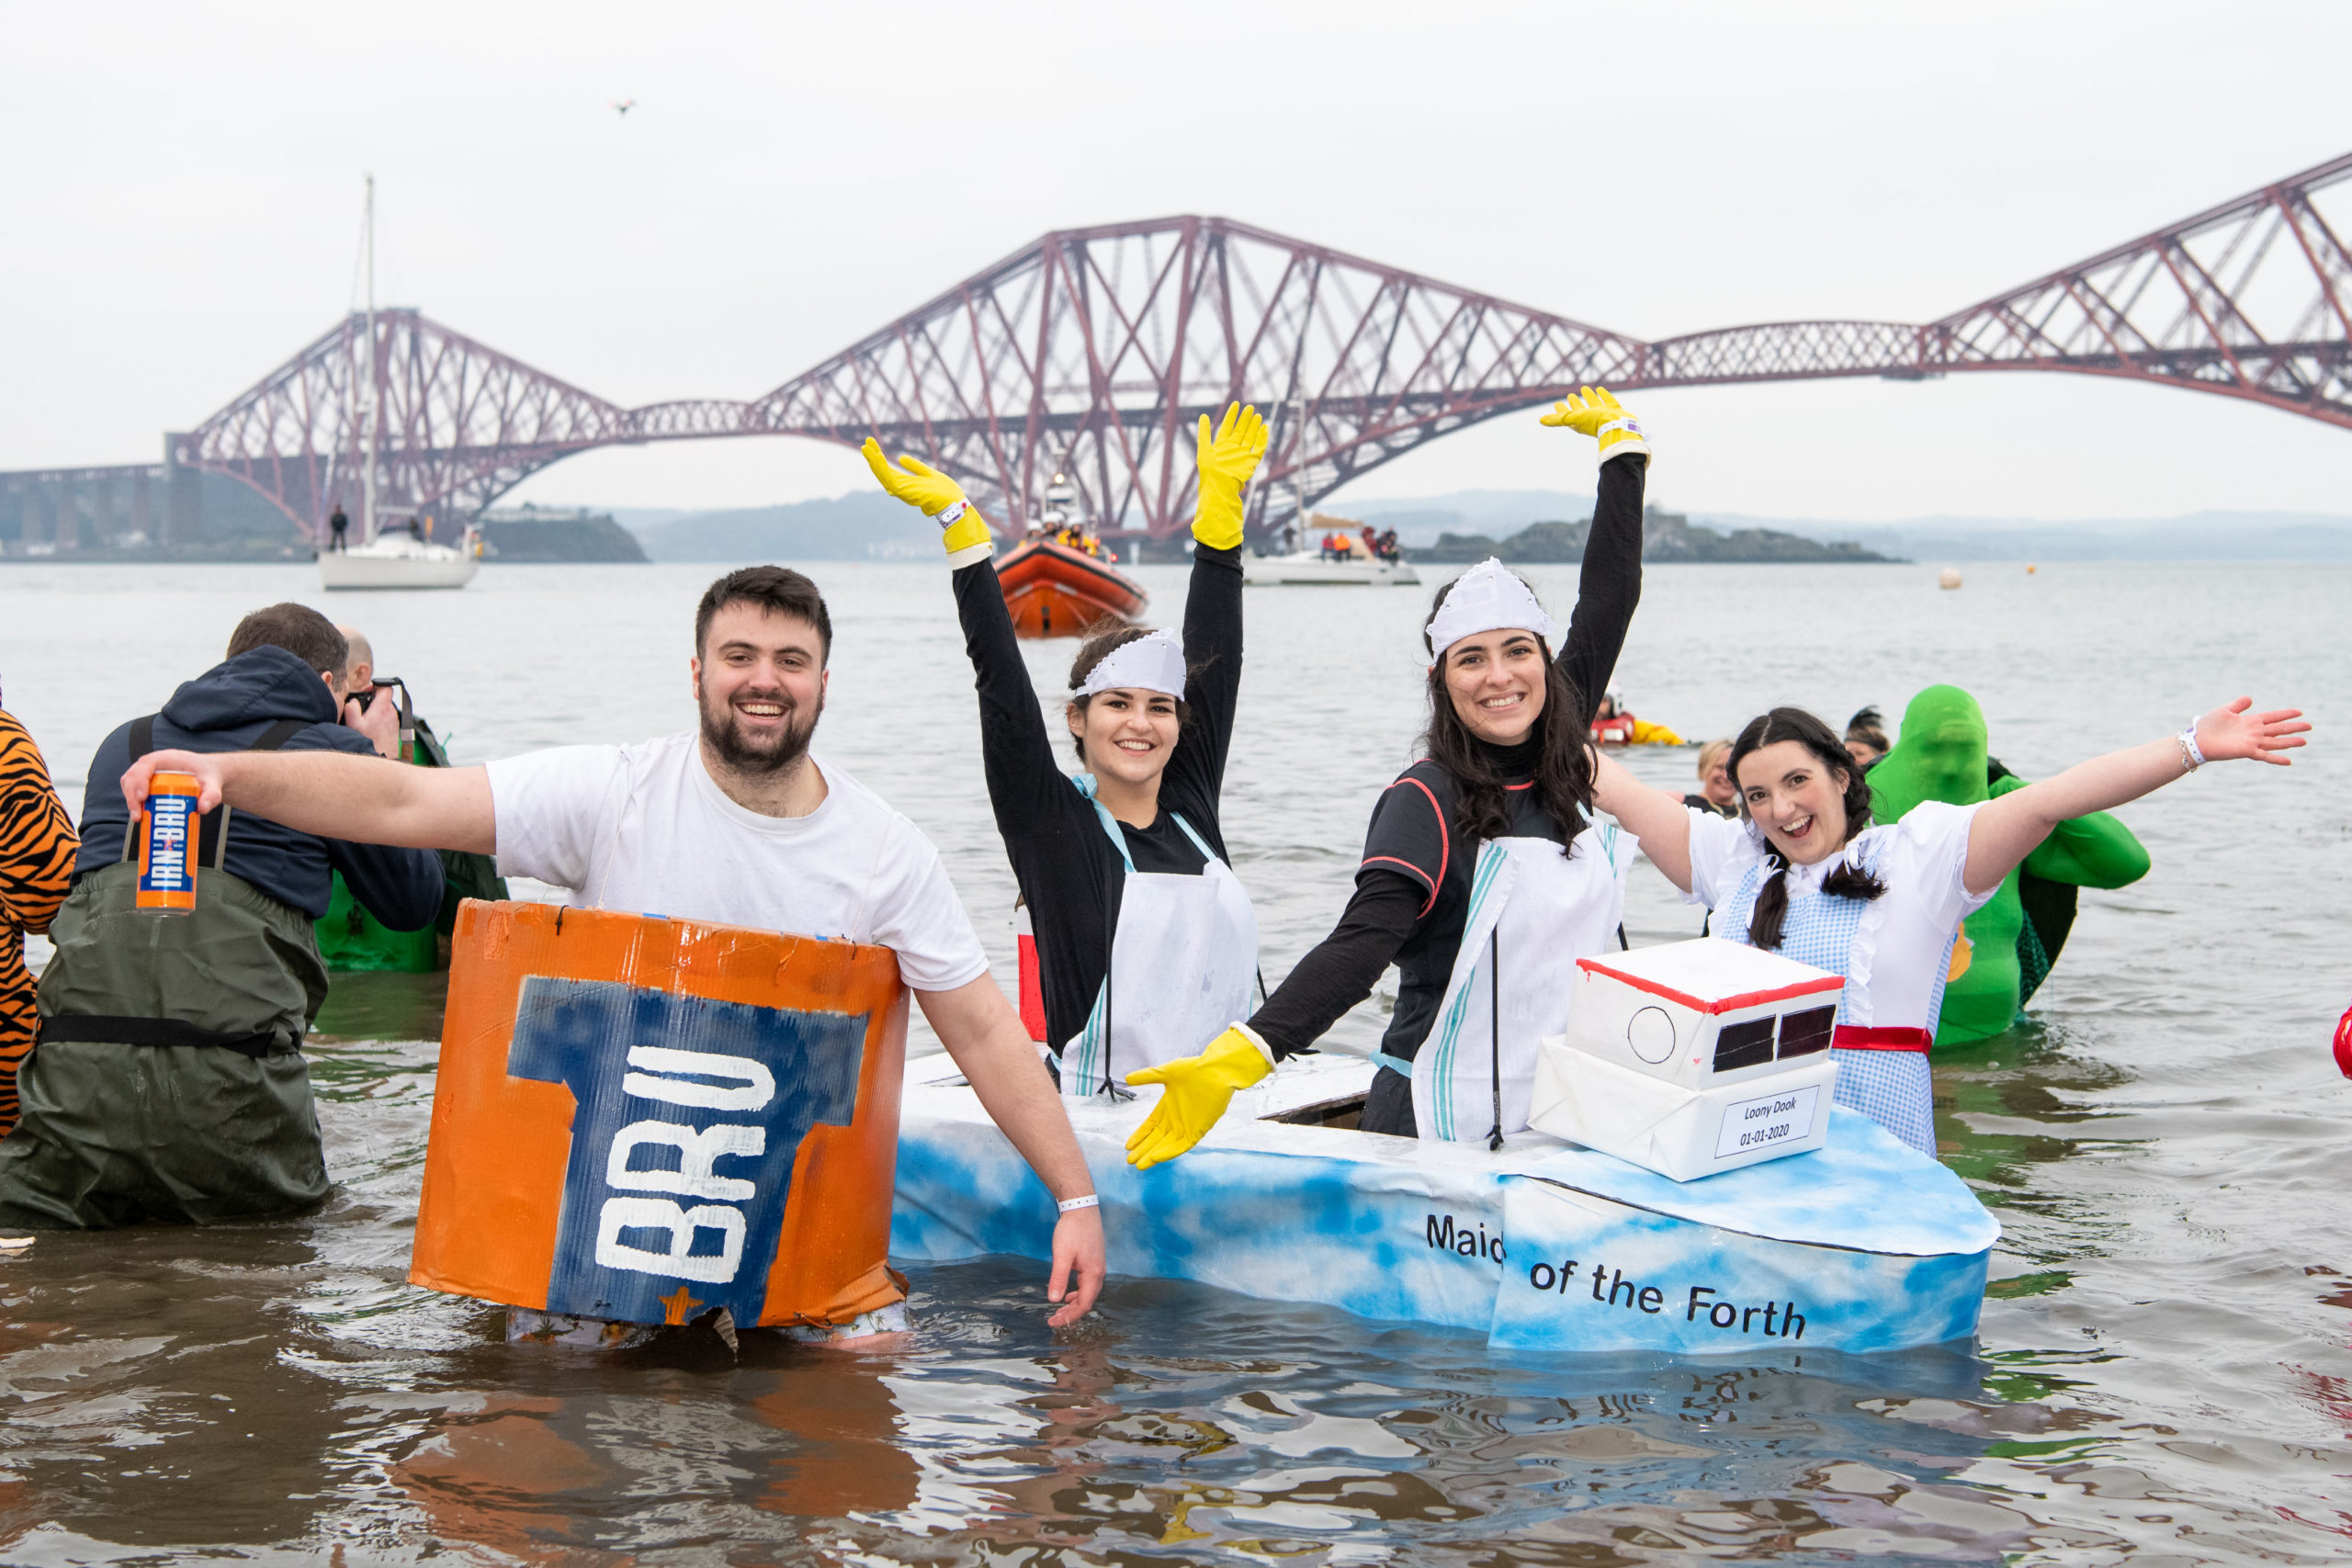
[136,771,202,913]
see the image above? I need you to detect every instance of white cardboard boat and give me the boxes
[892,1052,1999,1356]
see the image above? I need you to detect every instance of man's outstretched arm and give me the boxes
[916,974,1105,1327]
[122,747,495,856]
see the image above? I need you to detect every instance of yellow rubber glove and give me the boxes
[861,438,994,560]
[1191,401,1269,552]
[1540,385,1651,464]
[1123,1023,1273,1169]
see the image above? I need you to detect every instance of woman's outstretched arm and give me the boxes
[1547,388,1650,725]
[864,442,1073,847]
[1590,750,1696,892]
[1963,699,2306,896]
[1164,403,1267,809]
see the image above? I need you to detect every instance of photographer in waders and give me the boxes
[862,403,1269,1104]
[0,604,443,1227]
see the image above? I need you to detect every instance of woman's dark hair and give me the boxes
[1727,706,1886,950]
[1064,624,1193,762]
[1844,705,1890,754]
[1419,576,1593,851]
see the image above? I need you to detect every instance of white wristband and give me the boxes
[1596,417,1644,437]
[1057,1194,1100,1213]
[2178,721,2207,772]
[933,498,970,530]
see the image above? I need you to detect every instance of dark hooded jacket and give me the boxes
[74,647,441,929]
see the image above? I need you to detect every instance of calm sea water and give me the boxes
[0,558,2346,1564]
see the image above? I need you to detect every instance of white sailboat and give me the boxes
[319,175,480,592]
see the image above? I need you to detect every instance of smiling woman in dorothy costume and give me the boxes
[864,405,1271,1098]
[1117,389,1654,1168]
[1589,700,2309,1154]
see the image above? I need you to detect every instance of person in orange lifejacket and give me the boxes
[1589,689,1684,746]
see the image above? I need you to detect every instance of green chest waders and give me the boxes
[1,717,334,1228]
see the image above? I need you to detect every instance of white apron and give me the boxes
[1413,822,1634,1145]
[1057,784,1260,1100]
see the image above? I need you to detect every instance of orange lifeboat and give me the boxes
[994,536,1148,638]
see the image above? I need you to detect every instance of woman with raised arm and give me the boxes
[1118,389,1655,1168]
[1588,701,2308,1153]
[864,405,1269,1097]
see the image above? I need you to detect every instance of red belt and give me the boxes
[1831,1025,1932,1054]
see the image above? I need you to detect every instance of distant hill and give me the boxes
[477,506,647,562]
[586,486,2352,564]
[1342,491,2352,561]
[627,493,933,562]
[1411,508,1895,565]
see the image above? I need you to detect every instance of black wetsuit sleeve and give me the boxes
[1246,869,1424,1057]
[1559,452,1647,725]
[1244,771,1453,1057]
[951,556,1089,852]
[1159,544,1243,838]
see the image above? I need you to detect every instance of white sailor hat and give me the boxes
[1425,558,1559,661]
[1076,628,1187,699]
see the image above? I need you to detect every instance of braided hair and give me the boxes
[1726,706,1886,950]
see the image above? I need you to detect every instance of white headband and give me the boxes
[1077,628,1187,699]
[1425,558,1559,660]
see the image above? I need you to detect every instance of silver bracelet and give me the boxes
[2176,726,2205,773]
[1057,1194,1100,1213]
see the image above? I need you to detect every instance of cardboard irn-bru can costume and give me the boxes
[412,900,909,1329]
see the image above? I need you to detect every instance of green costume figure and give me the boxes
[1868,685,2151,1043]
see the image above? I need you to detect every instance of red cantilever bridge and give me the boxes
[185,150,2352,547]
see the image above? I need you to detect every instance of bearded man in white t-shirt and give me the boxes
[125,566,1105,1328]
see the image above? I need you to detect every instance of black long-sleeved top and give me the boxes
[953,544,1244,1054]
[1248,451,1648,1065]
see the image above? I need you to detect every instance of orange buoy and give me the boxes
[411,900,909,1330]
[1938,568,1963,590]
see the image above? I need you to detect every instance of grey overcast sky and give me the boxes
[6,2,2346,523]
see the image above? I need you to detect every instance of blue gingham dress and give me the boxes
[1713,838,1960,1156]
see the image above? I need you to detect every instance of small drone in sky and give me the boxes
[612,99,638,118]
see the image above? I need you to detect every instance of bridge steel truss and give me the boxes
[179,151,2352,545]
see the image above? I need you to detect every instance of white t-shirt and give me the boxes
[486,734,988,992]
[1683,799,1996,1031]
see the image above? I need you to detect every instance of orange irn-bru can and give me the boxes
[136,771,202,913]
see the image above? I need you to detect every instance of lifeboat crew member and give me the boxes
[4,605,444,1227]
[1591,690,1683,746]
[863,405,1269,1101]
[1119,389,1653,1168]
[1589,698,2307,1154]
[111,569,1105,1327]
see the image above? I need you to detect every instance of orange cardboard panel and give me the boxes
[411,900,907,1328]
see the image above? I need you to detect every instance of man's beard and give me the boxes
[698,685,820,775]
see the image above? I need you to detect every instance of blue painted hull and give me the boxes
[891,1055,1996,1356]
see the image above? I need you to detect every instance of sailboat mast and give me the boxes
[361,174,379,545]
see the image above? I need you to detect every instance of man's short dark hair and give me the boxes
[695,567,832,664]
[226,604,348,678]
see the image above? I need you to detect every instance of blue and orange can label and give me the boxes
[136,770,201,913]
[411,901,910,1329]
